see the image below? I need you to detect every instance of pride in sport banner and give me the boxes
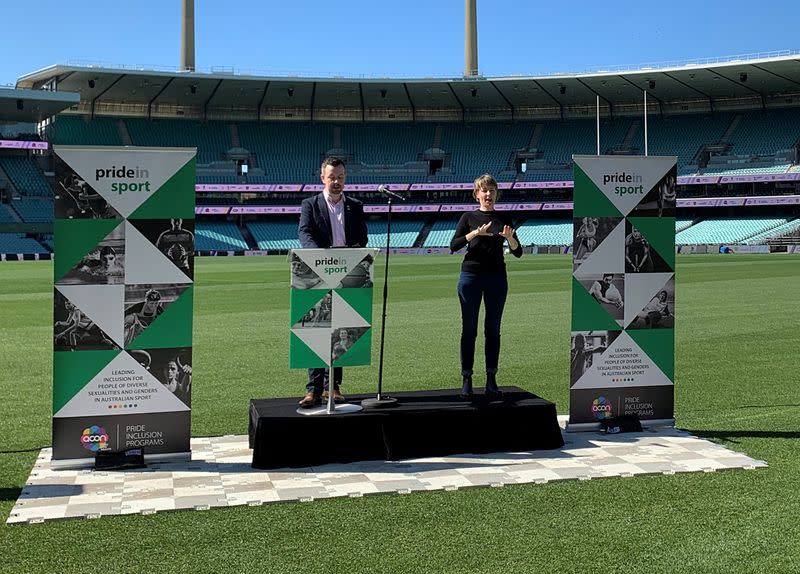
[52,146,196,466]
[289,248,377,369]
[569,155,677,428]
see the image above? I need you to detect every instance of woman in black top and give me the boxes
[450,174,523,398]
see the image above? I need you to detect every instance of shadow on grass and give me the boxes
[0,487,23,503]
[686,430,800,444]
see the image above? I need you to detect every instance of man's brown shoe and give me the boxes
[298,391,321,408]
[322,389,346,403]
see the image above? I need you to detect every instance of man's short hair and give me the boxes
[603,273,614,280]
[321,157,346,172]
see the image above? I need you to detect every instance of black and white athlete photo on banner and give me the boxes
[53,289,117,351]
[54,156,121,220]
[630,277,675,330]
[123,283,189,347]
[290,252,324,290]
[129,219,195,279]
[573,217,621,270]
[336,253,374,288]
[581,273,625,323]
[624,221,671,273]
[139,347,193,407]
[292,290,333,329]
[331,326,369,362]
[58,225,125,285]
[570,330,621,386]
[630,166,678,217]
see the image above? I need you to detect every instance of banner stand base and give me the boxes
[50,451,191,470]
[295,403,363,416]
[565,418,675,433]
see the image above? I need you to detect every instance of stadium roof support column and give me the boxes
[464,0,478,77]
[181,0,196,72]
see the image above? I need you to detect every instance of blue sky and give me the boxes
[2,0,797,86]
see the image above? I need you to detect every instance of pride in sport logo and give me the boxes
[591,396,613,420]
[80,425,109,452]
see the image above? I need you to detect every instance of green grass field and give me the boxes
[1,254,799,573]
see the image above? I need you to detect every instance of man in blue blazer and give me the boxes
[297,157,368,407]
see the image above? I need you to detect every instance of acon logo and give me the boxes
[80,425,109,452]
[591,396,613,420]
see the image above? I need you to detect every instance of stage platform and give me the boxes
[249,387,564,469]
[8,419,766,524]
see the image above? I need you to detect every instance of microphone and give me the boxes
[378,185,405,201]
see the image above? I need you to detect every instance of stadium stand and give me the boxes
[676,219,695,233]
[194,222,248,251]
[246,221,302,250]
[744,218,800,244]
[126,119,229,164]
[52,116,123,146]
[45,110,800,184]
[675,218,787,244]
[423,220,459,248]
[0,233,48,254]
[366,220,424,248]
[0,204,18,223]
[515,220,573,246]
[11,198,52,223]
[0,156,50,196]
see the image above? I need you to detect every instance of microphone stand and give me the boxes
[362,191,399,409]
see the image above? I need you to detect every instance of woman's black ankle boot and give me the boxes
[485,372,502,397]
[460,375,474,399]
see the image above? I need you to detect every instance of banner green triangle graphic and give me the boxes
[571,277,620,331]
[54,219,122,282]
[335,288,373,323]
[333,327,372,367]
[628,329,674,381]
[290,289,330,325]
[627,216,676,270]
[573,164,623,218]
[129,157,196,220]
[53,349,121,414]
[129,287,193,349]
[289,332,327,368]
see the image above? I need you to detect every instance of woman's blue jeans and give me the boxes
[457,271,508,376]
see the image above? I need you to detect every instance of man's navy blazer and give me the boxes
[298,193,369,248]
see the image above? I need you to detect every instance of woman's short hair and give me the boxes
[473,173,500,199]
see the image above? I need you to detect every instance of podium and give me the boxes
[288,248,378,415]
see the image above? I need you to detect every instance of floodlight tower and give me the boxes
[181,0,196,72]
[464,0,478,77]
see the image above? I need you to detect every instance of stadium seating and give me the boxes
[423,220,459,247]
[675,218,787,244]
[515,219,573,246]
[366,220,424,248]
[676,219,695,233]
[194,222,249,251]
[728,109,800,157]
[238,123,330,183]
[246,221,302,250]
[744,219,800,244]
[52,116,123,146]
[0,233,48,254]
[126,119,229,164]
[11,198,53,223]
[0,204,18,223]
[44,111,800,185]
[0,156,50,196]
